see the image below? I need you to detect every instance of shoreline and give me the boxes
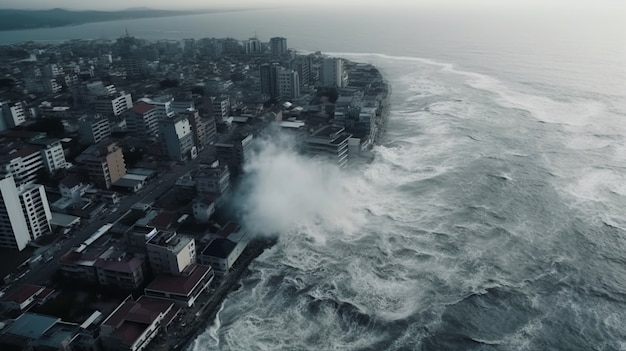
[171,66,391,351]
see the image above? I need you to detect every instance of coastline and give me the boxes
[171,64,391,351]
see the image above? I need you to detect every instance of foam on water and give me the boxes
[190,53,626,350]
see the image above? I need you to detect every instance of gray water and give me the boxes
[3,4,625,350]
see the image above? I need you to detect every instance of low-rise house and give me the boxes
[144,264,214,307]
[0,284,54,312]
[100,296,180,351]
[198,222,249,275]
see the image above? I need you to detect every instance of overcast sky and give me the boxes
[0,0,620,11]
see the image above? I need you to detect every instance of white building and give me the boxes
[19,183,52,241]
[192,197,216,223]
[0,145,45,186]
[0,101,27,128]
[147,231,196,275]
[95,92,132,117]
[29,138,68,174]
[0,176,31,250]
[78,113,111,145]
[0,176,52,250]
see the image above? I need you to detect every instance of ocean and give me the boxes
[2,4,625,350]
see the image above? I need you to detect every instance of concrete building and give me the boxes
[195,160,230,196]
[158,113,196,161]
[215,133,253,178]
[0,176,52,250]
[208,96,230,122]
[59,223,146,290]
[260,63,279,99]
[304,125,352,168]
[146,231,196,275]
[0,176,31,250]
[0,101,27,128]
[95,92,133,117]
[0,284,54,312]
[0,312,85,351]
[277,67,300,100]
[144,264,214,307]
[187,109,216,151]
[18,182,52,242]
[322,57,347,87]
[100,296,180,351]
[270,37,288,57]
[78,113,111,144]
[125,101,159,139]
[245,37,263,55]
[198,222,249,275]
[75,141,127,190]
[192,195,217,223]
[29,138,68,174]
[0,145,45,186]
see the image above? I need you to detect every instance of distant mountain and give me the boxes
[0,8,215,31]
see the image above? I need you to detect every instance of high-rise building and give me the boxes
[0,146,44,186]
[95,92,132,117]
[277,67,300,100]
[187,110,216,151]
[0,176,30,250]
[322,57,347,87]
[245,37,262,55]
[260,63,280,99]
[124,101,159,138]
[208,96,231,122]
[195,160,230,196]
[28,138,68,174]
[215,133,253,178]
[0,101,27,128]
[292,56,312,86]
[270,37,288,58]
[18,182,52,242]
[158,114,196,161]
[75,141,127,189]
[0,176,52,250]
[78,113,111,145]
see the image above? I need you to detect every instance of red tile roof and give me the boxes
[148,210,177,230]
[95,256,143,274]
[145,264,212,296]
[103,296,179,347]
[131,101,155,115]
[1,284,45,304]
[217,222,241,238]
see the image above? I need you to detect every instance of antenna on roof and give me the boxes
[125,27,130,37]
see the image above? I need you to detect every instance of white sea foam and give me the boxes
[192,52,626,351]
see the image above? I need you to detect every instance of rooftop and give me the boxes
[131,101,155,115]
[1,284,45,305]
[201,238,237,259]
[145,264,212,296]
